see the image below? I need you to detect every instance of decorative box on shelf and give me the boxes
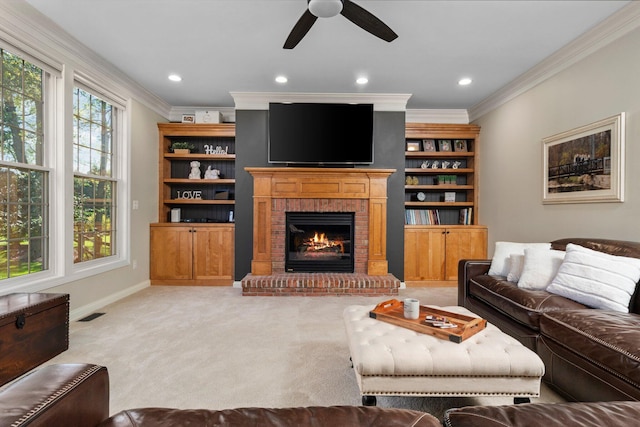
[195,110,223,124]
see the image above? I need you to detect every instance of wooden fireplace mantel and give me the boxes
[245,167,396,276]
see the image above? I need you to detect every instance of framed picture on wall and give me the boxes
[543,113,625,204]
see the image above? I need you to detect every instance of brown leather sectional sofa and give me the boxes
[459,238,640,402]
[3,363,640,426]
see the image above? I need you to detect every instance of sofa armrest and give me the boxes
[444,401,640,427]
[0,364,109,427]
[457,259,491,307]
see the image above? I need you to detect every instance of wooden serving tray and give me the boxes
[369,299,487,343]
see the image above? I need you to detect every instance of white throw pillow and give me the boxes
[488,242,552,277]
[506,254,525,282]
[547,243,640,313]
[517,248,565,290]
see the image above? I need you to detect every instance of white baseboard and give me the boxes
[69,280,150,321]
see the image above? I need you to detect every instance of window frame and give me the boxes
[0,41,131,294]
[70,78,129,278]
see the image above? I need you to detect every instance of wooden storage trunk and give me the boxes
[0,293,69,385]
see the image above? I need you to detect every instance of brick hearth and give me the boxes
[241,273,400,296]
[242,168,398,296]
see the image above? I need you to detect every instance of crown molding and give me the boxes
[469,2,640,122]
[230,92,412,111]
[0,1,171,119]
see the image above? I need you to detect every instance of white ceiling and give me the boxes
[23,0,631,111]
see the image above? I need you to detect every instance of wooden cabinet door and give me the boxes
[404,228,446,281]
[444,227,488,281]
[193,226,234,281]
[150,225,194,280]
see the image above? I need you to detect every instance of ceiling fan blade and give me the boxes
[341,0,398,43]
[284,9,318,49]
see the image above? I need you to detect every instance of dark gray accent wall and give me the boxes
[234,110,268,279]
[234,109,406,280]
[372,112,406,279]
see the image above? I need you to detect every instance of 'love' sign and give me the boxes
[176,190,202,200]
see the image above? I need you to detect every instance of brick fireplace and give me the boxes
[241,167,400,296]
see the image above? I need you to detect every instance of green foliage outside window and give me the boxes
[0,49,48,280]
[73,87,116,263]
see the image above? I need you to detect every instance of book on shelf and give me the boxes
[405,209,440,225]
[459,207,473,225]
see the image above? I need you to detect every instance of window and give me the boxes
[72,87,116,263]
[0,48,48,280]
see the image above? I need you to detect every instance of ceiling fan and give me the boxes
[284,0,398,49]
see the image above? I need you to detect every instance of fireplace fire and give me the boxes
[286,212,354,273]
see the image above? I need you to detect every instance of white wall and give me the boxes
[474,26,640,254]
[47,100,165,319]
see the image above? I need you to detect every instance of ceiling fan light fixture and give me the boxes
[308,0,343,18]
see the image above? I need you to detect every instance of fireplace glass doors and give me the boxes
[285,212,354,273]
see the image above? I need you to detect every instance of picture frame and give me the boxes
[406,141,421,152]
[454,139,468,152]
[438,140,452,152]
[181,114,195,124]
[543,113,625,204]
[422,139,436,152]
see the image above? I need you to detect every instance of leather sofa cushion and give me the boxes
[540,310,640,387]
[468,275,587,330]
[99,406,441,427]
[444,401,640,427]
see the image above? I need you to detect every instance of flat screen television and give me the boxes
[268,102,374,165]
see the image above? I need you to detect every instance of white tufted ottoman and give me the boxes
[343,305,544,406]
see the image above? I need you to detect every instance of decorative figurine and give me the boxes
[188,161,201,179]
[421,160,430,169]
[431,160,440,169]
[204,166,220,179]
[441,161,450,169]
[452,161,462,169]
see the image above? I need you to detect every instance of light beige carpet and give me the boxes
[46,286,564,419]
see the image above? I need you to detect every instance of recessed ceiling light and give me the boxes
[275,75,288,84]
[356,77,368,85]
[168,74,182,82]
[458,77,472,86]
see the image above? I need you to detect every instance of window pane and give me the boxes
[1,49,44,168]
[24,130,38,164]
[23,97,38,133]
[76,87,90,118]
[73,175,115,263]
[73,87,116,264]
[0,241,7,279]
[0,49,48,281]
[77,146,91,174]
[3,90,24,130]
[29,238,45,273]
[2,51,22,90]
[23,62,42,100]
